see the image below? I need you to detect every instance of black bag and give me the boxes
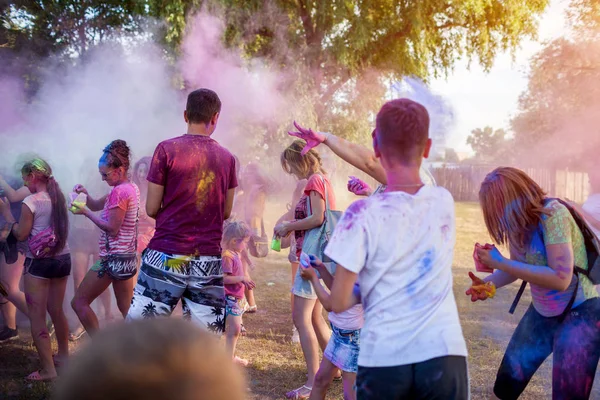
[510,198,600,321]
[248,219,269,258]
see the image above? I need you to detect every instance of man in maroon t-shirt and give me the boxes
[127,89,237,334]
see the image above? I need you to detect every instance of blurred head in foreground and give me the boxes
[53,319,246,400]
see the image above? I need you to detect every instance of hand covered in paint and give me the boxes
[69,200,88,216]
[347,176,373,196]
[300,265,318,281]
[73,184,88,196]
[274,222,292,238]
[288,121,327,156]
[242,276,256,290]
[476,245,506,270]
[465,272,496,302]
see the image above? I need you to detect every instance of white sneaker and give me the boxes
[291,326,300,343]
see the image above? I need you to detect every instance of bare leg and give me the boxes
[245,287,256,308]
[70,252,89,334]
[47,277,69,361]
[1,299,17,329]
[1,253,28,317]
[290,262,299,311]
[225,314,243,359]
[310,357,338,400]
[71,270,112,336]
[312,300,331,351]
[112,278,134,318]
[24,275,56,379]
[99,285,113,320]
[341,371,357,400]
[293,295,320,387]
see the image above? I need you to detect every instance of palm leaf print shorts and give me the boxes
[126,249,226,334]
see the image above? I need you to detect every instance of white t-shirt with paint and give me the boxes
[324,185,467,368]
[23,191,69,258]
[582,193,600,238]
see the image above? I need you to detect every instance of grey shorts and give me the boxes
[291,262,336,299]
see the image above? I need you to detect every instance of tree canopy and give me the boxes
[511,0,600,168]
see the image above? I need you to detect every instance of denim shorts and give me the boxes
[25,254,71,279]
[324,323,361,373]
[291,262,336,299]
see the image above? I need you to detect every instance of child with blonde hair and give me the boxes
[222,220,255,366]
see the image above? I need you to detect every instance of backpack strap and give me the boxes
[509,281,527,315]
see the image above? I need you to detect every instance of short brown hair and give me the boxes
[280,140,325,179]
[53,319,246,400]
[375,98,430,162]
[186,88,222,124]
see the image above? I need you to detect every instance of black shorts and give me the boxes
[25,254,72,279]
[356,356,469,400]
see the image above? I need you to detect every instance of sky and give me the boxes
[430,0,570,155]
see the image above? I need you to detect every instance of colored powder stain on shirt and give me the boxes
[419,249,434,275]
[195,170,216,210]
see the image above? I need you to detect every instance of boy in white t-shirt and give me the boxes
[299,254,363,400]
[324,98,469,399]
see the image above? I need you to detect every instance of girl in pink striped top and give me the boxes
[71,140,140,337]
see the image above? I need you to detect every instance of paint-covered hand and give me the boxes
[465,271,496,302]
[73,184,88,196]
[288,121,327,156]
[300,265,318,281]
[69,201,87,216]
[476,245,506,270]
[274,222,291,238]
[348,176,372,196]
[242,277,256,290]
[308,254,324,269]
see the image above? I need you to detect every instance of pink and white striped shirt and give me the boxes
[99,182,140,256]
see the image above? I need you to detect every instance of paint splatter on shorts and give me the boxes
[494,298,600,400]
[225,295,246,317]
[126,249,226,334]
[324,323,361,373]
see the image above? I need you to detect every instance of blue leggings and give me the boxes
[495,297,600,400]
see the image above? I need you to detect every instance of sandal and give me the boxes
[245,305,258,314]
[26,370,57,382]
[285,385,312,399]
[240,324,247,337]
[69,326,86,342]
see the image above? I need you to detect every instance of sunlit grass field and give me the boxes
[2,202,599,399]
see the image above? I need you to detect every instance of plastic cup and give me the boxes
[474,243,494,273]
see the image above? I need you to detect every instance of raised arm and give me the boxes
[0,175,30,203]
[289,122,386,184]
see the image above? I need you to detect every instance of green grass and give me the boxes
[2,202,599,399]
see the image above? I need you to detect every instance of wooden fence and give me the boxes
[431,166,590,203]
